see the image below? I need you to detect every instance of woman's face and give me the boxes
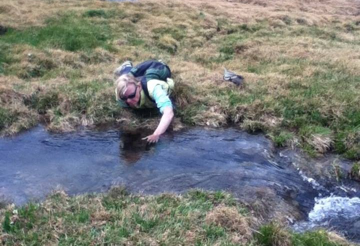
[122,83,141,108]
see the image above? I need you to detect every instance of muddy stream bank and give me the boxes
[0,127,359,241]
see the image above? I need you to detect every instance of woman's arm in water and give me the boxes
[143,106,174,143]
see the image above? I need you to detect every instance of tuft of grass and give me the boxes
[256,223,292,246]
[344,148,360,160]
[76,209,90,223]
[2,211,12,233]
[0,107,17,130]
[203,224,226,239]
[271,131,294,147]
[292,230,342,246]
[350,162,360,181]
[132,212,159,233]
[255,224,349,246]
[156,35,179,54]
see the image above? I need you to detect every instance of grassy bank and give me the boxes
[0,189,353,245]
[0,0,360,156]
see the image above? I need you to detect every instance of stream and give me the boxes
[0,126,359,241]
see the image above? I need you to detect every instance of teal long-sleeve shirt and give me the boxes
[117,85,172,114]
[118,60,173,113]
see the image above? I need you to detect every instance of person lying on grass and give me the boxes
[114,60,175,143]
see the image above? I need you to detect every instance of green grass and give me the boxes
[1,14,113,51]
[256,224,344,246]
[0,189,351,246]
[292,230,341,246]
[271,131,294,147]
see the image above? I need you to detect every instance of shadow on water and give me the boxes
[0,126,360,241]
[119,129,155,165]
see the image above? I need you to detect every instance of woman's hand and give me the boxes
[142,134,160,143]
[142,107,174,143]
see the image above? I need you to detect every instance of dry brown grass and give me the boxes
[205,204,255,244]
[308,133,334,153]
[328,231,357,246]
[148,0,360,25]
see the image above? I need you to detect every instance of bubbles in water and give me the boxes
[309,196,360,223]
[298,169,324,191]
[294,195,360,241]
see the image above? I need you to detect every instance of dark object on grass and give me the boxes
[224,68,244,86]
[0,25,8,35]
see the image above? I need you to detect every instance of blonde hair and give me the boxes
[115,74,139,101]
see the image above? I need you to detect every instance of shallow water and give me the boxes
[0,126,359,240]
[295,196,360,241]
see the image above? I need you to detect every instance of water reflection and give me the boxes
[119,130,153,165]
